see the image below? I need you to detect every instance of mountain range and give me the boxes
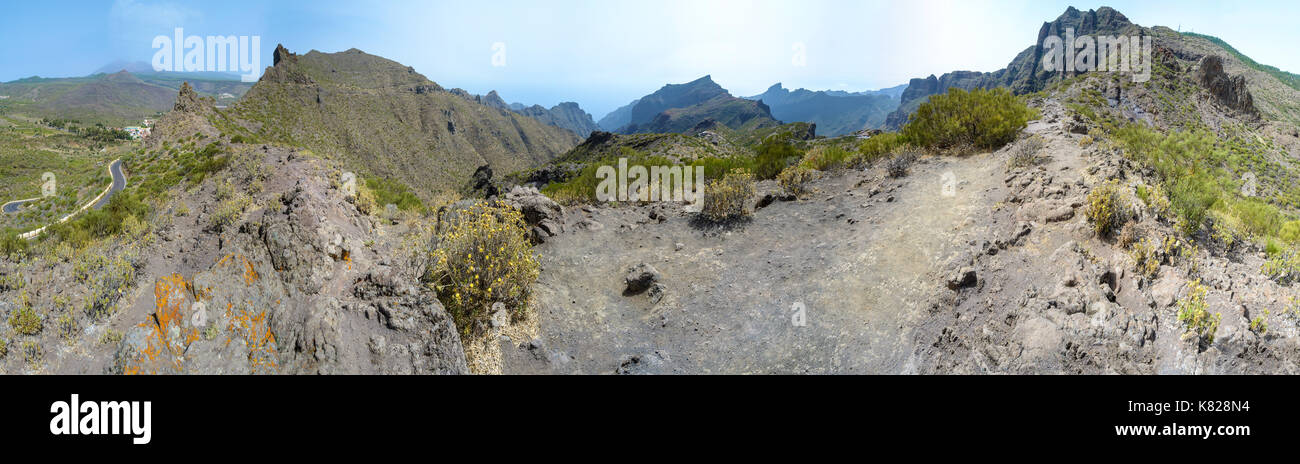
[0,67,251,125]
[606,75,782,134]
[8,4,1300,378]
[745,83,905,136]
[466,90,600,138]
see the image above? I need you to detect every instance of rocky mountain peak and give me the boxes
[103,70,143,84]
[481,90,509,110]
[273,43,297,66]
[1036,6,1136,45]
[172,81,208,113]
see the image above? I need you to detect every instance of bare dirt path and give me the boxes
[504,150,1008,374]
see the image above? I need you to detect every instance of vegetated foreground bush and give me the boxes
[799,145,854,171]
[701,168,755,222]
[886,147,920,178]
[1007,135,1046,169]
[1177,280,1220,345]
[902,87,1035,151]
[1086,180,1128,238]
[365,177,425,213]
[854,132,906,167]
[753,138,801,180]
[426,201,539,332]
[777,165,814,198]
[1,230,28,258]
[44,190,150,248]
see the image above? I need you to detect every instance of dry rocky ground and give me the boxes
[5,34,1300,375]
[1,98,468,374]
[501,98,1300,374]
[6,88,1300,374]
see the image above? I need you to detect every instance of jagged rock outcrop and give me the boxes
[110,143,469,375]
[467,165,499,198]
[514,101,601,137]
[503,186,565,242]
[480,90,509,110]
[1196,55,1259,117]
[172,82,210,113]
[260,44,315,85]
[884,6,1140,129]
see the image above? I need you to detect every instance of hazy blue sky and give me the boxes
[1,0,1296,118]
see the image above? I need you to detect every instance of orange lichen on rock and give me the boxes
[224,300,279,374]
[125,273,201,375]
[216,253,261,285]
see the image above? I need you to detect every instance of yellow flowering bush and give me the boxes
[1086,180,1127,238]
[8,290,42,335]
[427,201,539,330]
[1176,280,1220,344]
[1131,236,1160,279]
[701,168,755,222]
[777,165,814,198]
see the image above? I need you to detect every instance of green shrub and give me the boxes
[1280,220,1300,243]
[690,155,757,182]
[1266,237,1284,256]
[1,231,28,258]
[1114,127,1230,236]
[542,151,685,205]
[853,132,906,167]
[1226,198,1281,237]
[901,87,1035,151]
[426,201,540,332]
[701,169,755,222]
[1168,174,1220,235]
[365,177,425,212]
[47,190,150,247]
[754,138,801,180]
[800,145,854,171]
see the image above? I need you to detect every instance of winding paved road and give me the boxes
[1,197,35,213]
[5,159,125,240]
[2,160,123,215]
[93,159,126,210]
